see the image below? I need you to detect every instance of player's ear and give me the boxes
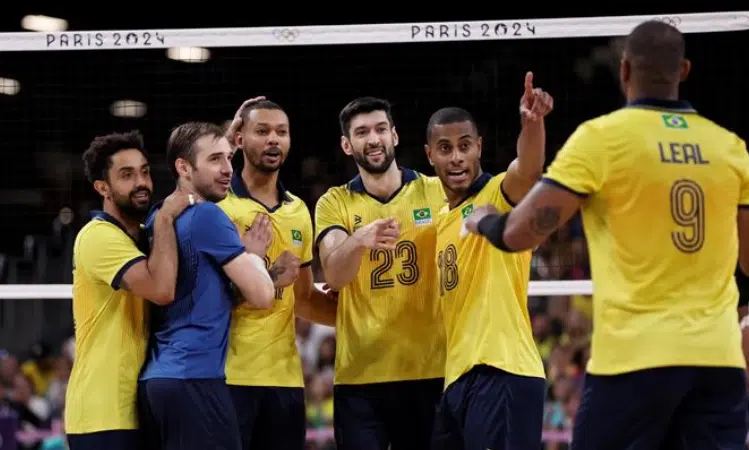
[619,57,630,86]
[235,132,244,148]
[392,127,399,147]
[679,58,691,82]
[175,158,191,178]
[477,136,483,158]
[93,180,110,199]
[340,136,353,156]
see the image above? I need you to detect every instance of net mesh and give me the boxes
[0,13,747,445]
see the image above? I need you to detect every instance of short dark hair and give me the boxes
[239,99,285,124]
[624,20,685,87]
[426,107,479,141]
[82,130,147,183]
[338,96,394,137]
[166,121,226,179]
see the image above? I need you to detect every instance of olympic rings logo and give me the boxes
[273,28,301,42]
[652,16,682,27]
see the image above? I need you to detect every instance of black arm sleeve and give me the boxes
[476,213,516,253]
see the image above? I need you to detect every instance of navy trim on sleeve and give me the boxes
[499,179,517,207]
[111,255,147,290]
[315,225,349,250]
[218,248,246,267]
[301,259,313,268]
[540,177,589,198]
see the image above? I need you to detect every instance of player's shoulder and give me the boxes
[77,213,130,243]
[282,189,313,217]
[692,114,745,147]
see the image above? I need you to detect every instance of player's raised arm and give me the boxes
[465,119,605,252]
[120,192,192,304]
[501,72,554,205]
[314,192,399,290]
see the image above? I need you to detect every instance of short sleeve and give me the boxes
[314,190,347,249]
[191,204,246,266]
[734,138,749,208]
[492,173,515,214]
[542,121,607,196]
[77,223,146,289]
[300,205,314,267]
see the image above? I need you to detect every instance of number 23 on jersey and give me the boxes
[369,240,419,289]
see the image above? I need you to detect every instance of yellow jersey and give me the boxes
[218,173,313,388]
[543,98,749,375]
[436,172,545,389]
[314,167,446,384]
[64,212,149,434]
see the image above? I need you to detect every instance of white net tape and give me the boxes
[0,12,746,52]
[0,280,593,299]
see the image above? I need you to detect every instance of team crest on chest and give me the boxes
[412,207,432,226]
[291,229,303,247]
[353,214,362,231]
[461,204,474,221]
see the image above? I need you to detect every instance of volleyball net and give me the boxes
[0,11,746,303]
[0,12,747,446]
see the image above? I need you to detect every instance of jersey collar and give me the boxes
[347,166,419,204]
[348,166,418,193]
[90,210,143,245]
[627,98,696,113]
[230,171,292,211]
[450,171,492,210]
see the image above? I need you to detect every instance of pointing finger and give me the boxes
[524,71,534,96]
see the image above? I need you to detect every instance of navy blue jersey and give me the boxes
[140,202,245,380]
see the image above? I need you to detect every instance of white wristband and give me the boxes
[247,253,273,285]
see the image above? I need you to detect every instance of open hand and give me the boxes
[241,213,272,257]
[519,72,554,122]
[226,96,268,146]
[159,191,197,220]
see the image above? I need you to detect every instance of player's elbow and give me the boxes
[149,287,176,305]
[323,277,345,292]
[246,282,274,309]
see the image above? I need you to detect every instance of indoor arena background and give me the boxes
[0,7,746,449]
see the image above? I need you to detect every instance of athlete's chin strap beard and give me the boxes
[476,213,522,253]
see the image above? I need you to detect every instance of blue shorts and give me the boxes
[66,430,142,450]
[432,365,546,450]
[572,366,749,450]
[228,384,305,450]
[333,377,443,450]
[138,378,241,450]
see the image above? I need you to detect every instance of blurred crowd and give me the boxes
[0,211,591,450]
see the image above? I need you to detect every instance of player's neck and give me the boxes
[446,167,483,209]
[241,163,280,207]
[359,162,402,200]
[103,202,141,239]
[629,85,679,102]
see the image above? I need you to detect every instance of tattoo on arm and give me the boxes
[529,206,561,236]
[268,263,285,284]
